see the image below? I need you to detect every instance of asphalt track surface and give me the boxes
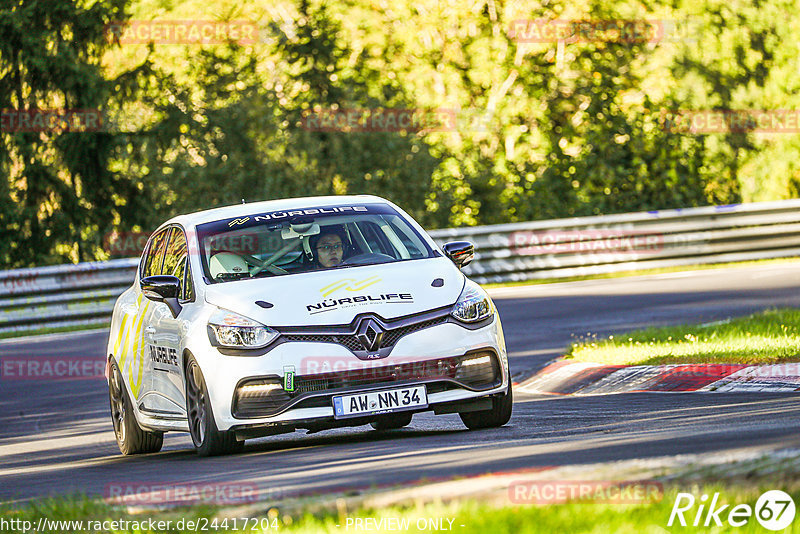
[1,262,800,505]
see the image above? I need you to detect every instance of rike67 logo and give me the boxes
[669,490,796,530]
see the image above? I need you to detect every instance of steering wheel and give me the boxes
[339,252,395,266]
[243,254,288,277]
[244,238,301,276]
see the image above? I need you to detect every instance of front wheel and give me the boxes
[108,360,163,455]
[185,357,244,457]
[459,370,513,430]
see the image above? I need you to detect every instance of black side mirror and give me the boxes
[443,241,475,269]
[140,275,182,317]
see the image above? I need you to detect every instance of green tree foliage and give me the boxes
[129,1,439,227]
[0,0,151,267]
[2,0,798,267]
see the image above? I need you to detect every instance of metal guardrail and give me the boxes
[429,199,800,284]
[2,199,799,335]
[0,259,138,335]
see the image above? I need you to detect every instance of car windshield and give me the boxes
[195,203,436,283]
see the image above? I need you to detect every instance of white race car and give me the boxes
[106,195,511,456]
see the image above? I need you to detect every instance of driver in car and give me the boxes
[312,229,346,268]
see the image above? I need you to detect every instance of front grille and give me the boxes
[279,315,449,353]
[282,333,363,352]
[231,351,502,419]
[299,378,330,392]
[295,356,459,393]
[380,316,450,347]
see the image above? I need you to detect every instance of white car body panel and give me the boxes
[202,258,463,326]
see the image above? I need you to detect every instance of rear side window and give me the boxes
[141,228,170,278]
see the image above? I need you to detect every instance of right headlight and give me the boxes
[451,279,495,323]
[208,309,278,350]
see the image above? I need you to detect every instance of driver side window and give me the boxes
[141,229,170,278]
[163,227,194,301]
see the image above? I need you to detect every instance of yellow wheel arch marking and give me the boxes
[127,300,150,399]
[118,315,133,368]
[119,294,142,368]
[321,275,381,297]
[134,306,148,398]
[113,314,131,358]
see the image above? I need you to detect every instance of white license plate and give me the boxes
[332,385,428,419]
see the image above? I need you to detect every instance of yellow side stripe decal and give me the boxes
[113,314,130,357]
[121,293,145,368]
[118,314,133,368]
[128,301,150,399]
[135,312,148,396]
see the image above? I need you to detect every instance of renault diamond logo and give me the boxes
[356,318,385,352]
[228,217,250,227]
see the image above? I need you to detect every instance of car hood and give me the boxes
[202,257,465,326]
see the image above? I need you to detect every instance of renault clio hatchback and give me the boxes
[106,195,511,456]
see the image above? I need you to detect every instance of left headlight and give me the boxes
[451,279,495,323]
[208,309,278,349]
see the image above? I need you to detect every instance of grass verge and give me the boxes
[2,485,799,533]
[566,308,800,366]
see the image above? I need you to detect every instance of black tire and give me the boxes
[108,360,164,455]
[185,357,244,457]
[459,370,513,430]
[370,411,414,431]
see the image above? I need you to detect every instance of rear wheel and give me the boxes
[108,360,163,455]
[186,357,244,457]
[459,370,513,430]
[370,411,413,431]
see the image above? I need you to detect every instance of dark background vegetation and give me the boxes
[1,0,798,267]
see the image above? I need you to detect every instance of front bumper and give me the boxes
[232,348,502,418]
[231,381,506,439]
[192,316,508,432]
